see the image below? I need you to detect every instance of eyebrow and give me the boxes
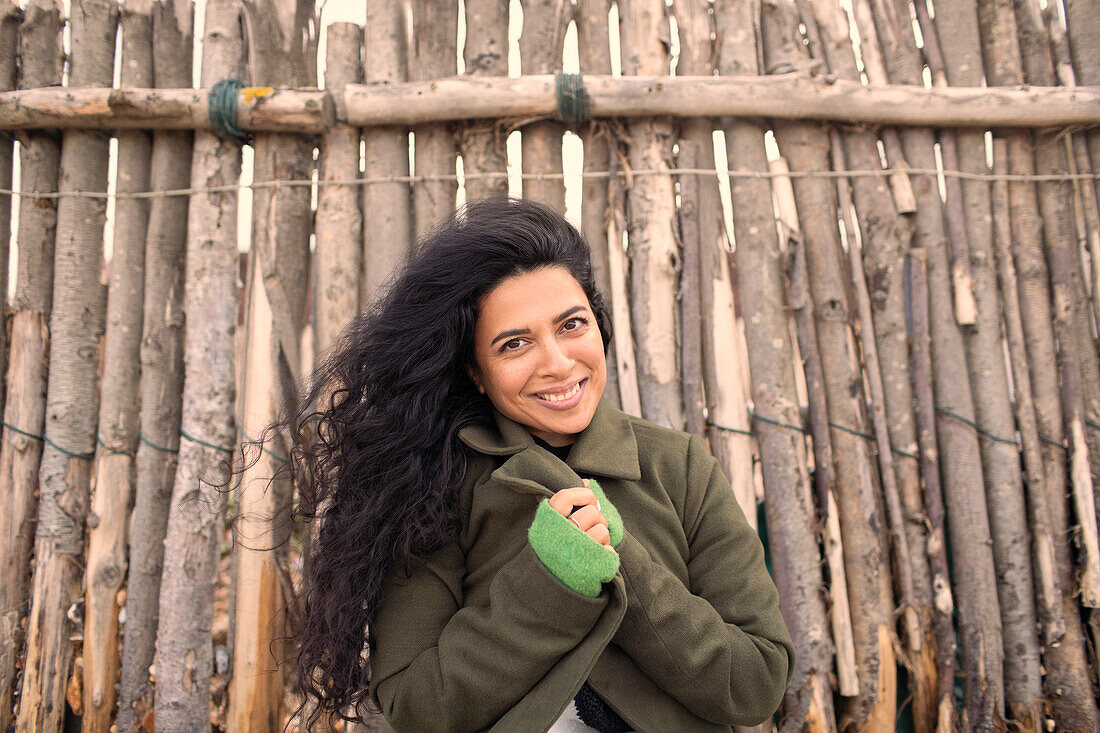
[489,305,588,346]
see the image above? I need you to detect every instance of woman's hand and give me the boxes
[548,483,610,546]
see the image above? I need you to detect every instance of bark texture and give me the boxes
[337,74,1100,128]
[672,0,714,439]
[1065,0,1100,224]
[989,140,1068,646]
[362,0,411,305]
[574,0,624,409]
[408,0,458,237]
[229,0,315,728]
[314,23,362,357]
[0,2,61,727]
[799,3,933,724]
[519,0,569,210]
[0,0,16,415]
[765,4,895,727]
[0,87,332,133]
[618,0,683,430]
[116,5,193,730]
[906,4,1005,728]
[781,157,856,710]
[16,2,116,730]
[681,0,753,525]
[1011,1,1100,725]
[1059,0,1100,555]
[906,250,956,733]
[460,0,509,201]
[732,4,835,730]
[939,2,1043,726]
[153,0,244,729]
[82,2,153,729]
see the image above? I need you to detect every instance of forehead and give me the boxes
[476,266,588,330]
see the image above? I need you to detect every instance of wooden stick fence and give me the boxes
[1,0,1100,731]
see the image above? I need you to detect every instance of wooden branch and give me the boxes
[0,85,333,131]
[153,0,245,727]
[619,0,683,430]
[458,0,508,201]
[1003,2,1100,727]
[778,161,857,699]
[518,0,569,210]
[16,1,116,728]
[229,3,316,728]
[905,248,956,733]
[1,76,1097,132]
[0,2,61,727]
[575,1,621,409]
[408,0,457,237]
[116,2,193,728]
[832,134,920,657]
[83,3,152,729]
[342,74,1100,127]
[361,0,411,306]
[991,140,1075,636]
[605,148,642,418]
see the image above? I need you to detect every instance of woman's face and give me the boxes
[470,266,607,447]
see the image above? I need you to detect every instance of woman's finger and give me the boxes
[567,505,608,532]
[586,523,611,546]
[548,487,598,517]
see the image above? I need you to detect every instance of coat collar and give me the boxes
[459,398,642,482]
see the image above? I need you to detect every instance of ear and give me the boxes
[467,365,485,394]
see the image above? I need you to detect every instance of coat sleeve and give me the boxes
[611,433,795,727]
[368,537,609,732]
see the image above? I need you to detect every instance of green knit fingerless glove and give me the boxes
[528,480,622,597]
[588,479,623,548]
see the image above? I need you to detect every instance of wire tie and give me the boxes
[706,420,754,437]
[208,78,250,144]
[179,426,236,454]
[235,425,287,463]
[96,432,134,458]
[555,72,590,129]
[139,431,181,454]
[2,420,43,442]
[934,406,1018,446]
[43,435,95,459]
[748,408,808,435]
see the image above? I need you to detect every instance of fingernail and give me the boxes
[596,500,601,512]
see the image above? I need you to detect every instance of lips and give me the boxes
[533,378,587,408]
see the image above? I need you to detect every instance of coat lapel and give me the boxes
[458,398,642,497]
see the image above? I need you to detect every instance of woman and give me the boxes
[290,197,793,732]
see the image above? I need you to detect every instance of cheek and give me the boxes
[482,360,532,400]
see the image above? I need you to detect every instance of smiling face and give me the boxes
[470,266,607,447]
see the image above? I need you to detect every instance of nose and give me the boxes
[540,337,575,377]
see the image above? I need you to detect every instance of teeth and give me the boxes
[537,381,582,402]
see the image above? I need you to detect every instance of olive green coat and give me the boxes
[368,400,794,732]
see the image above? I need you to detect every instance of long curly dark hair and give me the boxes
[287,196,612,726]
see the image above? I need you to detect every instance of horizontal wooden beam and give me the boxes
[0,75,1097,131]
[346,75,1100,128]
[0,86,334,132]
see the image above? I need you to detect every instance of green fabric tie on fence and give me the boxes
[208,78,250,144]
[555,72,590,129]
